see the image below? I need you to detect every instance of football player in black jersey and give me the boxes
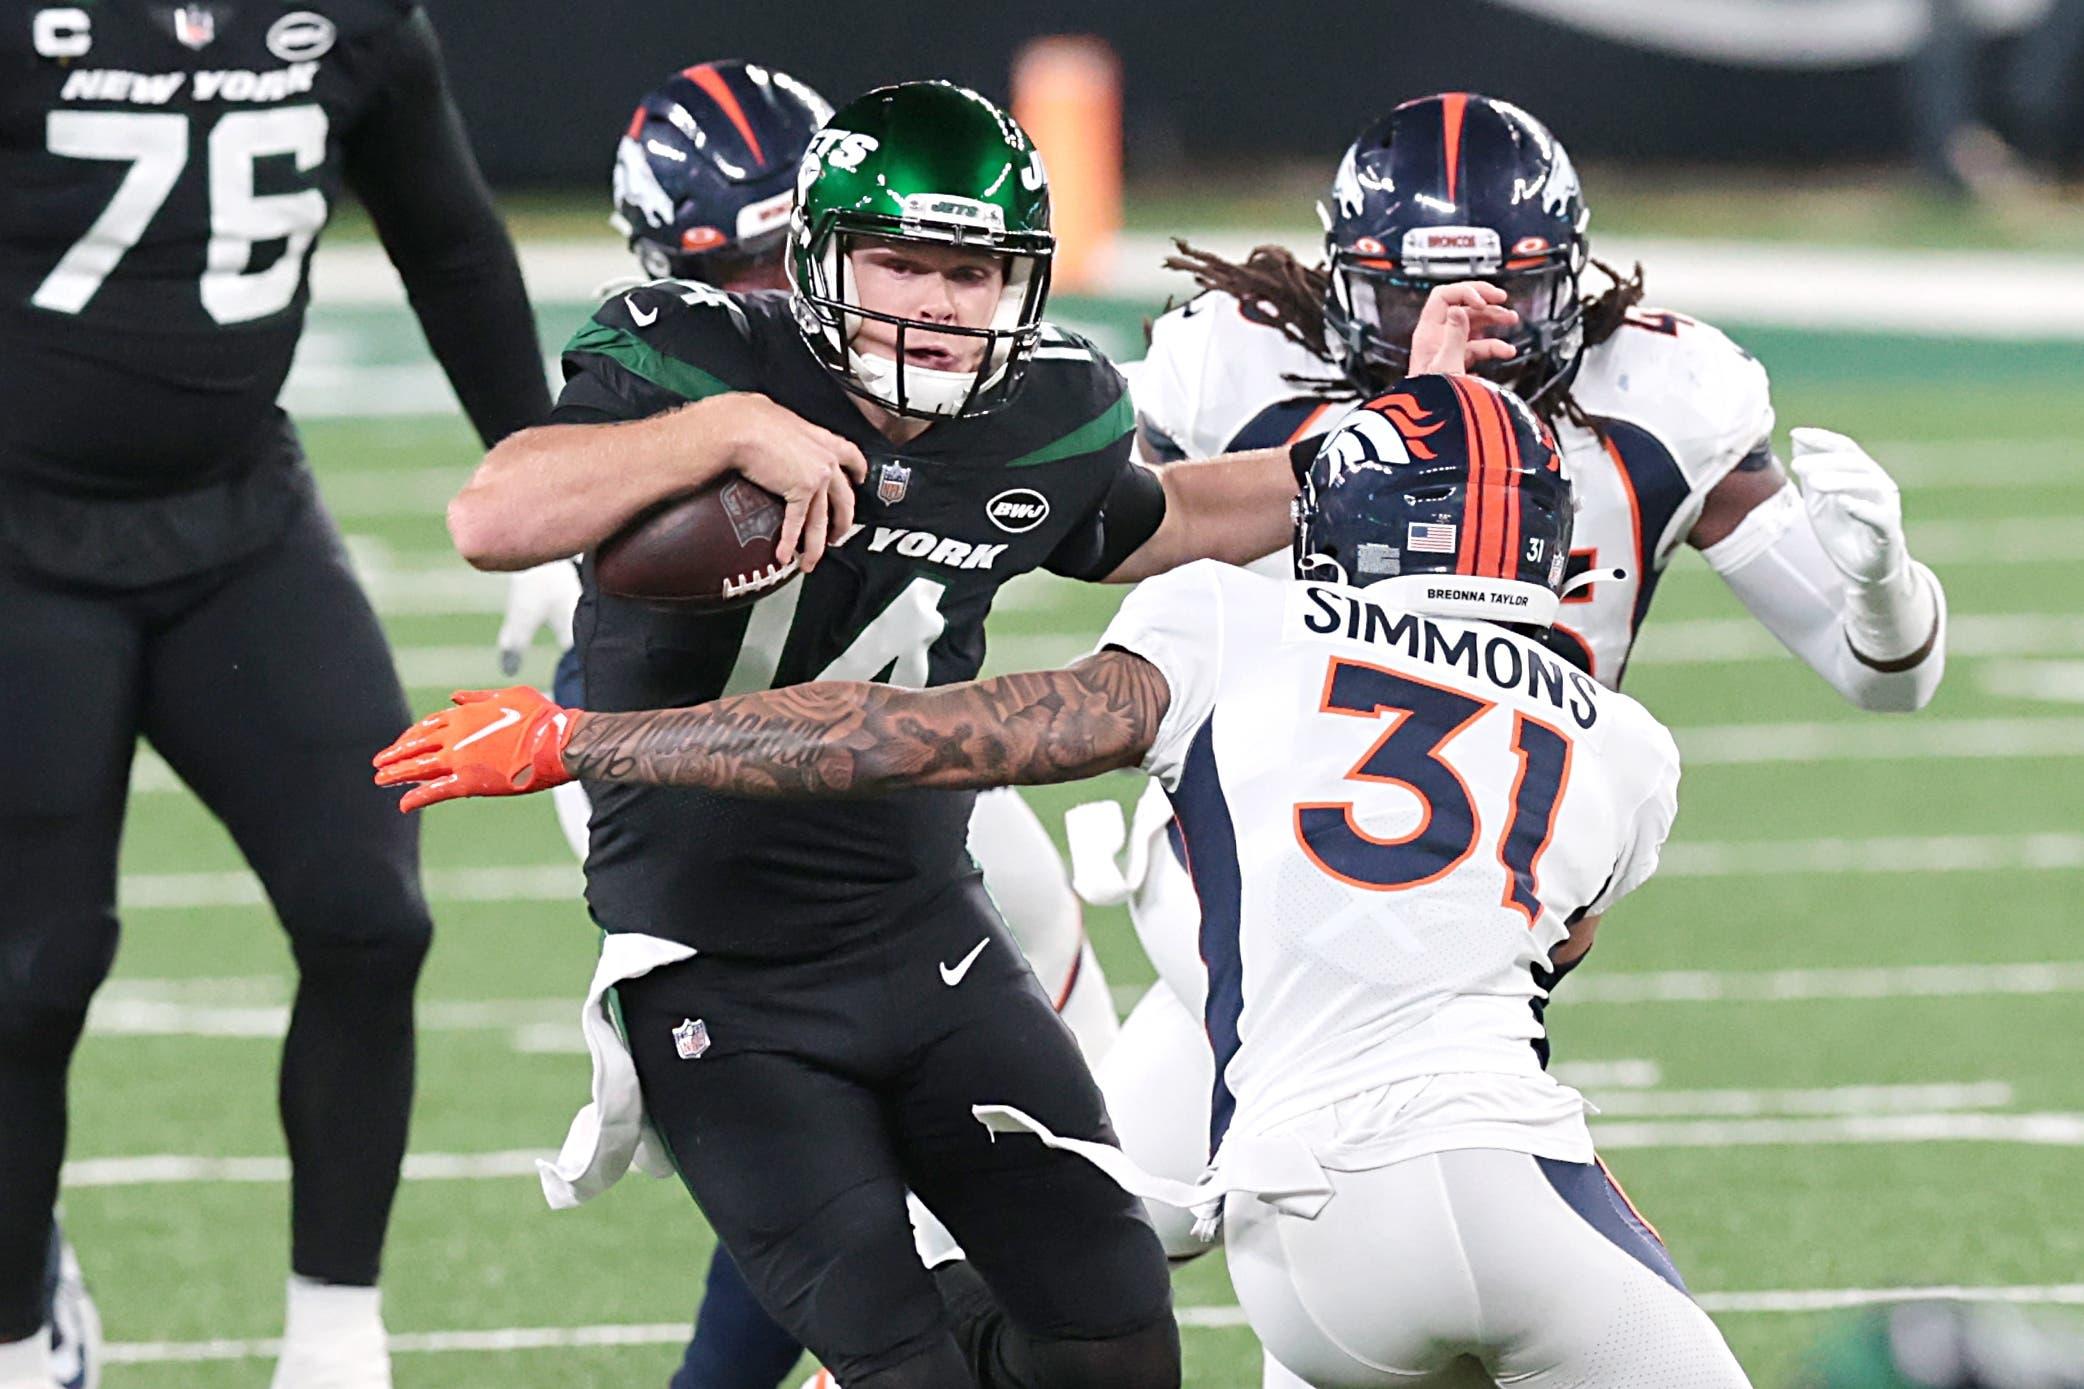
[438,82,1299,1389]
[0,4,549,1387]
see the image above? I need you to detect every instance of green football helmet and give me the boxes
[788,81,1054,419]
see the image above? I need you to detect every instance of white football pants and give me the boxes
[1226,1147,1752,1388]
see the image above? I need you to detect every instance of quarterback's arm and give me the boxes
[447,393,865,572]
[1690,433,1945,713]
[342,8,550,448]
[372,653,1170,810]
[1100,449,1297,582]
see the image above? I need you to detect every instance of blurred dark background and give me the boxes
[426,0,2084,189]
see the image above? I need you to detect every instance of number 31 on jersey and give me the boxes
[1294,656,1571,926]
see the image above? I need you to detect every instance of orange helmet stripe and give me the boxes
[1448,375,1484,574]
[1440,92,1469,205]
[683,63,767,167]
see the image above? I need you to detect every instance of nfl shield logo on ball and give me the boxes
[719,479,783,547]
[673,1018,710,1060]
[876,461,911,506]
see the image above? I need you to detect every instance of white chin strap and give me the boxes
[845,345,981,418]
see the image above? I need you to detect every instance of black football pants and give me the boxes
[0,488,431,1339]
[617,877,1179,1389]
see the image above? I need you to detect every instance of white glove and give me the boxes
[496,560,581,676]
[1788,427,1906,587]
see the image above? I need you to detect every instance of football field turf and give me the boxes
[67,302,2084,1387]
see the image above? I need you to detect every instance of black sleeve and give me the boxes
[342,7,551,448]
[548,351,685,426]
[1044,455,1167,580]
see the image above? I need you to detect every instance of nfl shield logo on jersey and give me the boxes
[673,1018,711,1060]
[170,5,216,48]
[877,460,911,506]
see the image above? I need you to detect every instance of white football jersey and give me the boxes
[1129,295,1774,685]
[1099,561,1681,1158]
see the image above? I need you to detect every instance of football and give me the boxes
[594,475,800,609]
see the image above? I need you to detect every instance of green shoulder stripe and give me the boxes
[564,319,732,404]
[1005,389,1134,469]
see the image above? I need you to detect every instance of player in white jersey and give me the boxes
[374,371,1750,1386]
[1077,97,1950,1297]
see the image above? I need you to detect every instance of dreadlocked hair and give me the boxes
[1549,256,1648,432]
[1162,239,1337,365]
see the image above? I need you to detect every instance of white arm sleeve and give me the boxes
[1095,562,1227,789]
[1586,720,1682,918]
[1700,485,1946,713]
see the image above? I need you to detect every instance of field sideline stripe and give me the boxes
[96,1285,2084,1362]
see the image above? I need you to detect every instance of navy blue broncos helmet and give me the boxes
[1322,94,1590,406]
[612,60,833,284]
[1295,374,1575,628]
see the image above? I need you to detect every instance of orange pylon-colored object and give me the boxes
[1012,36,1122,293]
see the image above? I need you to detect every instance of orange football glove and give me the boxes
[373,686,580,813]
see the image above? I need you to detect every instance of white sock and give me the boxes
[273,1278,389,1389]
[0,1326,52,1389]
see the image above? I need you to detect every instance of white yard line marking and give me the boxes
[114,833,2084,913]
[1591,1112,2084,1148]
[1695,1284,2084,1314]
[63,1150,549,1189]
[96,1285,2084,1361]
[1876,443,2084,491]
[1571,960,2084,1004]
[85,993,571,1040]
[59,1104,2075,1194]
[1548,1059,1664,1089]
[1584,1082,2013,1118]
[1659,833,2084,877]
[1636,613,2084,666]
[1978,660,2084,706]
[1675,717,2084,764]
[126,711,2084,799]
[118,864,582,909]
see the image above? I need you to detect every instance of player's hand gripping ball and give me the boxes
[595,475,799,609]
[373,686,579,812]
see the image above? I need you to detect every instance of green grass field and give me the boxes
[62,299,2084,1388]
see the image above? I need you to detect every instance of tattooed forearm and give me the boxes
[561,650,1171,798]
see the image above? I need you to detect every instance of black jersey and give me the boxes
[559,285,1164,957]
[0,1,545,501]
